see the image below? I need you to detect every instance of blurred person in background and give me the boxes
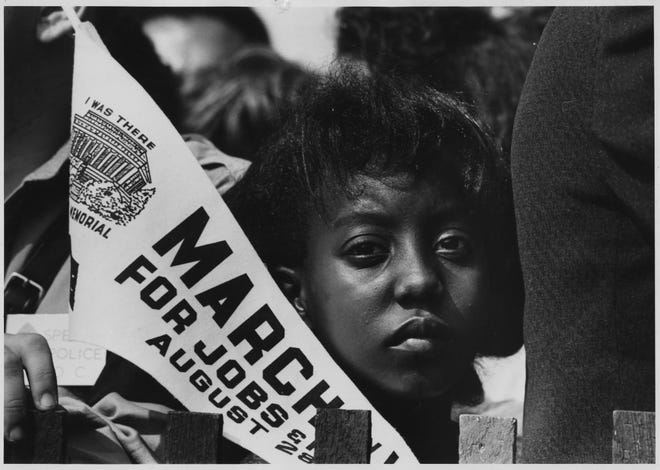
[183,46,316,161]
[335,7,543,158]
[132,7,270,129]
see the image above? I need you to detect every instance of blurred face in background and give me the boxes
[142,14,246,93]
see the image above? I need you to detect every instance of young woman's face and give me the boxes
[296,174,489,399]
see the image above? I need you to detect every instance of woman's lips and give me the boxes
[386,317,453,353]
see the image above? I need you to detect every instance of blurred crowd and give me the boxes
[74,6,553,162]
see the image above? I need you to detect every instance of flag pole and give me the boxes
[61,6,82,33]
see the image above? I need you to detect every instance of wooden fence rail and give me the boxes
[162,411,223,463]
[612,410,656,464]
[4,408,655,464]
[458,415,517,464]
[314,408,371,463]
[4,407,67,463]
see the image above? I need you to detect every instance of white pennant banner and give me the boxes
[66,19,417,464]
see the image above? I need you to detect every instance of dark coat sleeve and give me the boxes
[510,6,654,463]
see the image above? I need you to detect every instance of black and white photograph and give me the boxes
[3,1,655,465]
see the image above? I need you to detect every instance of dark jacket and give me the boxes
[511,7,654,463]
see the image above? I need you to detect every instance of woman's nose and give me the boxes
[393,249,443,307]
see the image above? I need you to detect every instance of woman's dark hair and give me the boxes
[225,66,523,358]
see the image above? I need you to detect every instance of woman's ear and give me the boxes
[273,266,311,327]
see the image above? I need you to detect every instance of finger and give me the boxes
[11,333,58,410]
[4,339,27,441]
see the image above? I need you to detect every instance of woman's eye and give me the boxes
[435,233,472,260]
[343,239,388,266]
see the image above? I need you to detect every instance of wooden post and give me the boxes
[612,410,655,464]
[162,411,223,463]
[458,414,517,464]
[314,408,371,463]
[4,408,67,464]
